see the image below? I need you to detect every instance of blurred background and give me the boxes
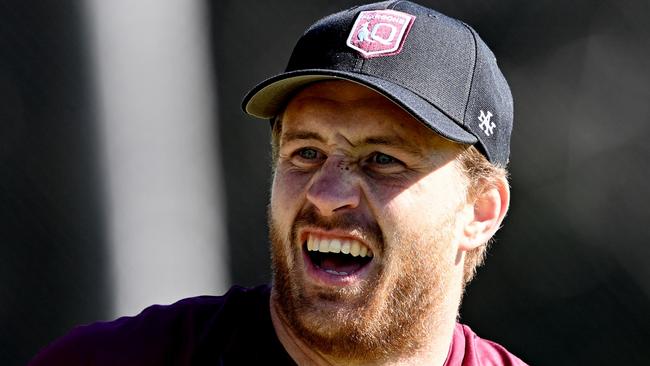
[1,0,648,365]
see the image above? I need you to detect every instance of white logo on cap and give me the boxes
[346,10,415,58]
[478,110,496,136]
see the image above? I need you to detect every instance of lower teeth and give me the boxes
[324,269,349,276]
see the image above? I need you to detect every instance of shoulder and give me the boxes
[29,285,273,366]
[446,323,529,366]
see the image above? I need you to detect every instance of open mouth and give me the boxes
[304,234,373,277]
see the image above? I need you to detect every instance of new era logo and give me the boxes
[346,10,415,58]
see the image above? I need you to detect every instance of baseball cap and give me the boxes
[242,0,513,167]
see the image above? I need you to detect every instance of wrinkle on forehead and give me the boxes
[281,127,428,160]
[280,80,463,160]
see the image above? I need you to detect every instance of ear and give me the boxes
[458,177,510,251]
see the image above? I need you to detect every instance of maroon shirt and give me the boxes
[30,285,527,365]
[445,323,527,366]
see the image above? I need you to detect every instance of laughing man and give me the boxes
[31,1,527,365]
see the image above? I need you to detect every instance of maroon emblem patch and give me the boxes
[346,10,416,58]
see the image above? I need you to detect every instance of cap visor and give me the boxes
[242,69,478,145]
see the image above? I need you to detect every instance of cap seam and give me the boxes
[388,0,406,9]
[459,21,478,127]
[351,6,369,72]
[355,56,365,72]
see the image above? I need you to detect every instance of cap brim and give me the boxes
[242,69,478,145]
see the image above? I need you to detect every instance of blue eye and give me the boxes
[298,148,319,160]
[289,147,325,168]
[372,153,396,165]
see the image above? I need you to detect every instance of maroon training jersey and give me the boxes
[30,285,527,365]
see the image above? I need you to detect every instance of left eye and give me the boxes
[298,148,319,160]
[371,152,397,165]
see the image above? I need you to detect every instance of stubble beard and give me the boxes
[269,205,459,363]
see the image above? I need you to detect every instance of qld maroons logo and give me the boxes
[346,10,415,58]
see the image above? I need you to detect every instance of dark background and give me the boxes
[2,0,649,365]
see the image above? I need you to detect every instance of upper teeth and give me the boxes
[306,235,373,258]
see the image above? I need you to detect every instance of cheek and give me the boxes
[272,167,311,200]
[270,168,311,226]
[409,165,467,213]
[381,183,460,224]
[375,168,467,244]
[379,194,434,239]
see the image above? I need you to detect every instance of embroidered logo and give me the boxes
[346,10,415,58]
[478,110,496,136]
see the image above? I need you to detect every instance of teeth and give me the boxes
[350,241,360,257]
[307,236,317,251]
[306,235,373,258]
[318,239,329,253]
[329,239,341,253]
[359,246,367,257]
[325,269,349,276]
[341,240,351,254]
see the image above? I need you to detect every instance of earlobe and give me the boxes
[458,179,510,251]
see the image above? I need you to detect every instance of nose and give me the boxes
[306,157,361,216]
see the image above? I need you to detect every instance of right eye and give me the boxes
[291,147,326,167]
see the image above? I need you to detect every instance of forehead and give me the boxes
[279,80,451,150]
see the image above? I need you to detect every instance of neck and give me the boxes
[269,289,458,366]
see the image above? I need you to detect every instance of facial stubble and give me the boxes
[269,205,459,363]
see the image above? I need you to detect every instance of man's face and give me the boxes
[269,80,470,360]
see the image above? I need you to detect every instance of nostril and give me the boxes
[306,184,361,216]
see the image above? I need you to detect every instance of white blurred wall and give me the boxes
[84,0,229,316]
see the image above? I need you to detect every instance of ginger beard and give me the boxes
[269,202,461,362]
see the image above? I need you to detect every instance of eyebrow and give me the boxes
[362,136,425,158]
[281,130,425,158]
[281,130,325,145]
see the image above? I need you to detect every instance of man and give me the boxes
[31,1,526,365]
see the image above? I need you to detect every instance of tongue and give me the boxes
[320,256,363,274]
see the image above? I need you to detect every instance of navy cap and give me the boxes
[242,0,513,167]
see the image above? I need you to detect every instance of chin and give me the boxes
[268,204,462,362]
